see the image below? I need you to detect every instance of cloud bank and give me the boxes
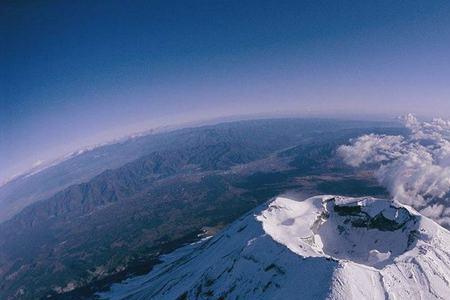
[338,114,450,227]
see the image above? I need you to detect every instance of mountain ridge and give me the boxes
[0,119,403,299]
[0,118,400,224]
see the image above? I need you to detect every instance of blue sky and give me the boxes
[2,0,450,182]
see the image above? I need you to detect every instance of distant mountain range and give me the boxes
[0,118,405,299]
[100,195,450,300]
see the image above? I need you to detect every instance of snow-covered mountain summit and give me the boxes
[100,195,450,300]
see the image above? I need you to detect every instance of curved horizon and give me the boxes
[3,1,450,183]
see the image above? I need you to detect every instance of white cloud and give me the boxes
[336,134,404,167]
[32,160,44,168]
[338,114,450,227]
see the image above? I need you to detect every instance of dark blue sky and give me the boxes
[2,1,450,182]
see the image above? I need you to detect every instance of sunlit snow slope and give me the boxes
[100,195,450,300]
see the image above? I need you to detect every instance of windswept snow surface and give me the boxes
[99,195,450,300]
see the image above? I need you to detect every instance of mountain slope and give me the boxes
[0,118,399,224]
[100,195,450,300]
[0,119,403,299]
